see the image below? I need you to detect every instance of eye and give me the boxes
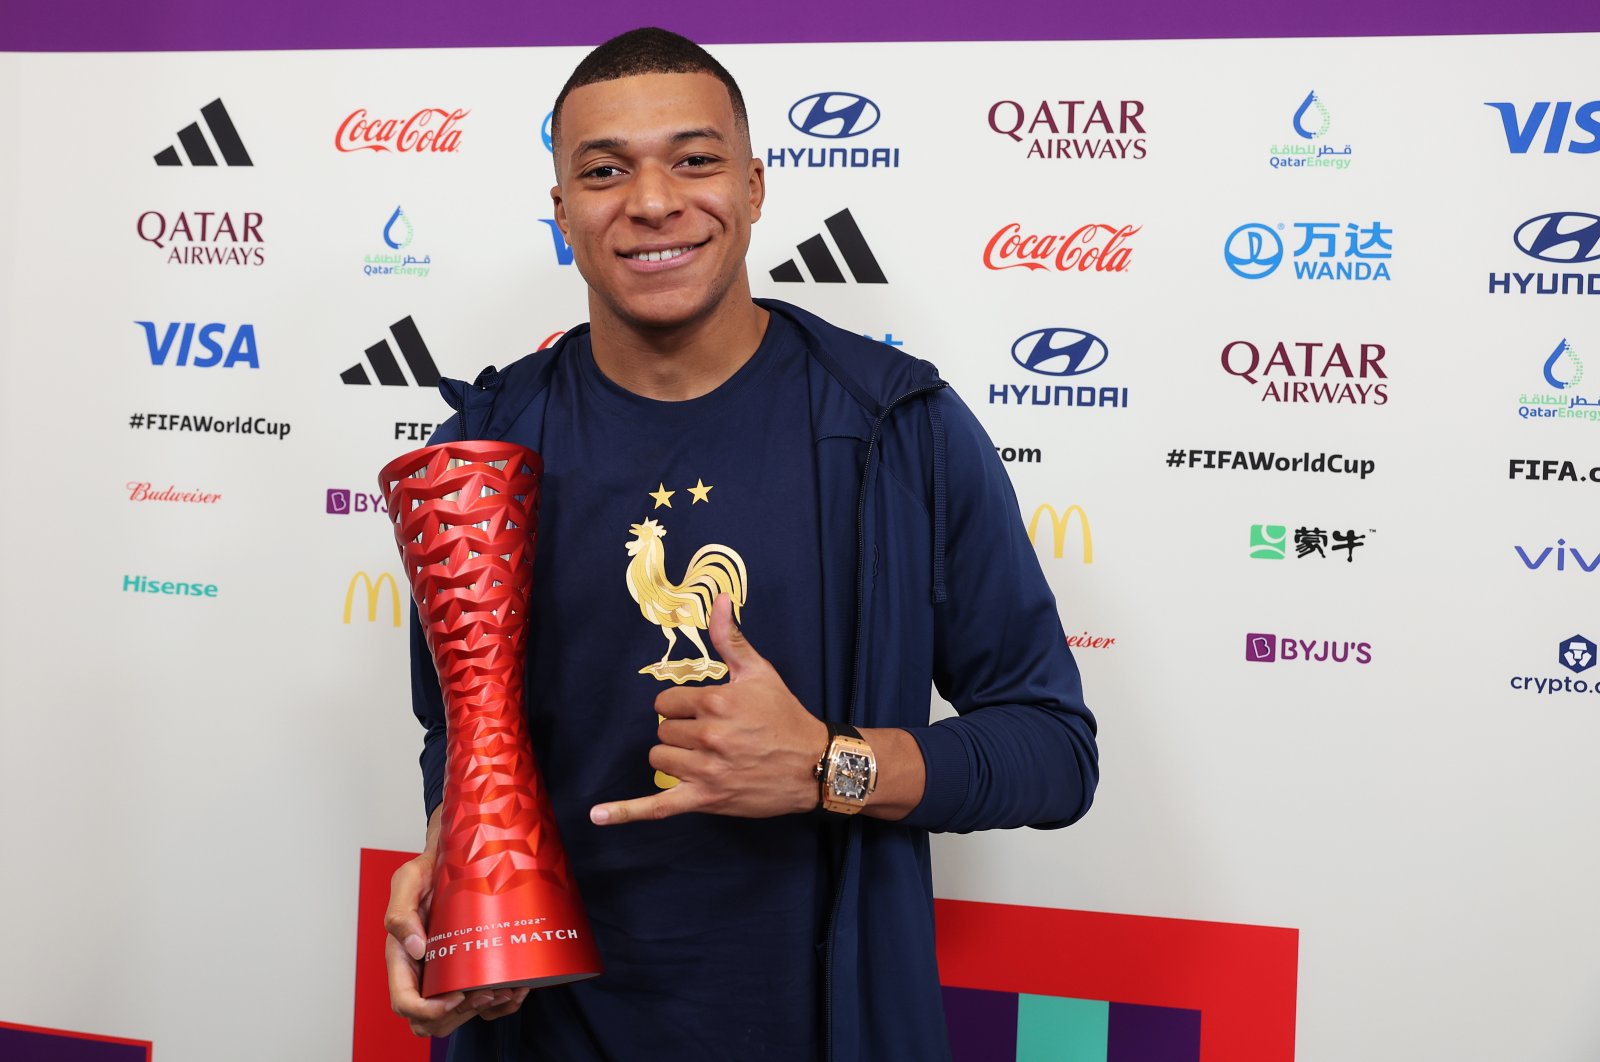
[677,154,716,169]
[582,164,623,180]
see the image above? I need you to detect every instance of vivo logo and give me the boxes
[788,93,881,139]
[1516,539,1600,572]
[1485,102,1600,154]
[1011,329,1109,376]
[1514,212,1600,264]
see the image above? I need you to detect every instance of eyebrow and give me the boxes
[572,128,728,157]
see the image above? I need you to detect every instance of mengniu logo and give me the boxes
[1509,635,1600,696]
[1267,90,1355,171]
[1221,340,1388,405]
[153,98,253,166]
[345,571,402,627]
[341,316,440,386]
[136,210,264,266]
[1025,503,1092,562]
[336,108,468,153]
[991,329,1128,410]
[123,574,219,598]
[767,92,899,170]
[1485,102,1600,154]
[1491,212,1600,296]
[1245,632,1371,664]
[769,209,886,283]
[137,322,258,368]
[1518,338,1600,422]
[986,98,1147,160]
[1515,538,1600,573]
[1250,523,1372,562]
[364,205,431,277]
[984,222,1137,273]
[538,220,575,266]
[1225,221,1392,281]
[326,488,389,515]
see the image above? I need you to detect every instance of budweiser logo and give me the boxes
[336,108,469,154]
[983,222,1139,273]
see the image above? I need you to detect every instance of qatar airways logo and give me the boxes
[983,223,1138,273]
[336,108,469,154]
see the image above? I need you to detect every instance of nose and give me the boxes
[625,160,682,226]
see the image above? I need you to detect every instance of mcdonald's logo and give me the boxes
[344,571,402,627]
[1027,504,1093,562]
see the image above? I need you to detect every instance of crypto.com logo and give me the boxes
[1011,329,1109,377]
[1514,212,1600,264]
[1560,635,1596,673]
[788,92,881,138]
[1224,224,1284,279]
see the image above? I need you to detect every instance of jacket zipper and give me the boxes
[822,380,946,1062]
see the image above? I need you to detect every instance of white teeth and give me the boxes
[630,246,691,262]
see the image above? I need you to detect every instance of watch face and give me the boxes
[831,750,873,801]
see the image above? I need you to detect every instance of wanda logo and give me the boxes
[983,222,1139,273]
[336,108,469,153]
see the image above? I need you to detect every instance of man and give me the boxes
[385,27,1097,1061]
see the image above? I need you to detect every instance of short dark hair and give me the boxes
[550,27,750,163]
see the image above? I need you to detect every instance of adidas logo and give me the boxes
[341,316,441,386]
[769,208,886,284]
[154,99,254,167]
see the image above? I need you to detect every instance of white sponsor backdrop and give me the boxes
[2,32,1599,1062]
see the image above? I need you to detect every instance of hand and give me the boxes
[590,593,827,824]
[384,820,530,1036]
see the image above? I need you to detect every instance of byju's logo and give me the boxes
[1518,339,1600,422]
[1225,221,1392,281]
[1562,635,1596,673]
[1508,635,1600,695]
[136,322,258,368]
[1491,213,1600,296]
[336,108,468,153]
[986,98,1147,160]
[1245,632,1371,664]
[991,329,1128,410]
[1268,91,1354,170]
[1485,102,1600,154]
[154,99,253,166]
[1221,340,1388,405]
[768,93,899,169]
[1515,538,1600,572]
[1250,524,1371,562]
[538,219,575,266]
[984,223,1137,273]
[341,316,441,386]
[136,210,264,266]
[344,571,402,627]
[326,488,389,515]
[364,206,431,277]
[1025,504,1092,562]
[770,209,886,283]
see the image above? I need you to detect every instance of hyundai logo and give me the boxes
[788,92,882,139]
[1224,223,1284,280]
[1514,212,1600,263]
[1011,329,1109,377]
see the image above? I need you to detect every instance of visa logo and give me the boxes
[538,219,574,266]
[137,322,259,367]
[1485,102,1600,154]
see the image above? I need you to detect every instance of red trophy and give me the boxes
[379,440,601,996]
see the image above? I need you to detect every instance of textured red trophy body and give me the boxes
[379,440,601,996]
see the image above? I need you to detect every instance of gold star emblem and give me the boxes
[687,479,713,504]
[648,483,675,509]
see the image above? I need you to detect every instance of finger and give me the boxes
[386,935,464,1022]
[477,988,530,1022]
[654,685,704,719]
[591,783,702,825]
[708,593,765,680]
[385,858,432,961]
[648,742,698,780]
[656,717,707,750]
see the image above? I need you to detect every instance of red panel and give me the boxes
[352,848,431,1062]
[935,899,1299,1062]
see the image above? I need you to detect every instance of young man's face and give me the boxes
[551,72,765,334]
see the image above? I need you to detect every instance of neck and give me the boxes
[588,289,770,402]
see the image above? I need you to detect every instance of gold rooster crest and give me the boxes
[625,517,749,686]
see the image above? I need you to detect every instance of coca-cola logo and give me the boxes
[983,222,1138,273]
[336,108,469,154]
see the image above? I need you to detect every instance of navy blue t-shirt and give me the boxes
[509,312,827,1059]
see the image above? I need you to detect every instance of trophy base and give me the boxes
[431,969,603,998]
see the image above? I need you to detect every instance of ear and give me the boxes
[551,184,568,236]
[747,156,765,224]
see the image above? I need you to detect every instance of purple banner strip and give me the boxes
[4,0,1597,52]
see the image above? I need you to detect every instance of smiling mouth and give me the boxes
[622,241,705,262]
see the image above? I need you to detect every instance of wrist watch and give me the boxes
[815,721,877,815]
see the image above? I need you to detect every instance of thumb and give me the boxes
[708,593,764,680]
